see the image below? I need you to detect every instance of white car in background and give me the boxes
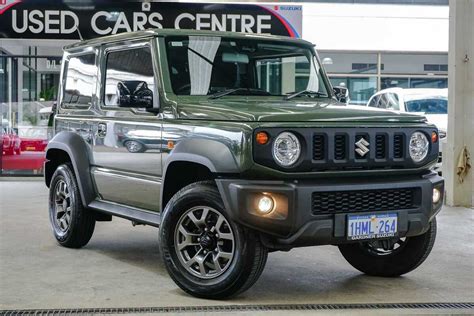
[366,88,447,173]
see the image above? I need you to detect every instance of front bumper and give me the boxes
[216,171,444,248]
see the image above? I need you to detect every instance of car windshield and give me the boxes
[165,36,329,98]
[404,95,447,114]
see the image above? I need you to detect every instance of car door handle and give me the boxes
[97,123,107,138]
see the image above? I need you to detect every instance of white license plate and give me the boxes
[347,213,398,240]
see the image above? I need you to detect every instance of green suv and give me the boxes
[45,29,443,299]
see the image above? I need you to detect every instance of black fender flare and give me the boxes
[164,138,240,173]
[160,138,240,208]
[45,131,96,207]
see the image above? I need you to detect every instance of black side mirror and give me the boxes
[117,81,153,108]
[333,86,350,104]
[48,102,57,128]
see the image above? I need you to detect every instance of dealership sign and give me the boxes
[0,1,302,40]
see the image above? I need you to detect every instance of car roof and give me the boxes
[64,28,313,51]
[401,88,448,96]
[375,88,447,96]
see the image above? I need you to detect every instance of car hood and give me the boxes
[177,98,427,123]
[423,114,447,131]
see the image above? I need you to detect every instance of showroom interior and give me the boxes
[1,0,473,314]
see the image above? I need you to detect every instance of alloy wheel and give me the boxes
[174,206,235,279]
[53,179,72,233]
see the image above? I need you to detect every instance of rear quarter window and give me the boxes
[63,54,96,108]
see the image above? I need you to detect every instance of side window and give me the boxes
[63,54,96,106]
[377,93,388,109]
[368,95,379,107]
[386,93,400,110]
[104,46,154,108]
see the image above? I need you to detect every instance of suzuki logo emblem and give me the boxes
[355,137,370,156]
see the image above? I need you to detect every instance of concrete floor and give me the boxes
[1,180,473,314]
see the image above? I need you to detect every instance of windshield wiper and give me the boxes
[209,88,271,99]
[284,90,327,101]
[209,88,243,99]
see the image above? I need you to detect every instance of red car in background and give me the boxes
[2,127,21,155]
[19,128,48,152]
[20,138,48,152]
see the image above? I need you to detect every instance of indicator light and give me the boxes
[256,132,269,145]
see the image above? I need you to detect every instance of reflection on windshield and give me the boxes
[405,98,447,114]
[165,36,328,97]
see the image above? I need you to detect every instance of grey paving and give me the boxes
[0,180,473,313]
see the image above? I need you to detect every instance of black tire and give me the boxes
[159,181,268,299]
[338,218,437,277]
[48,163,95,248]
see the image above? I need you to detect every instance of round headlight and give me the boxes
[272,132,301,167]
[409,132,429,162]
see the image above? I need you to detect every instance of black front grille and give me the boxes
[308,129,420,171]
[253,127,438,172]
[312,188,418,214]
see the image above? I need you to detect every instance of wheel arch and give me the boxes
[45,131,96,207]
[161,159,216,212]
[160,138,241,212]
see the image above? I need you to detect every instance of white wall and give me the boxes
[302,3,449,52]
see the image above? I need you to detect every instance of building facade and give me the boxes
[303,1,448,104]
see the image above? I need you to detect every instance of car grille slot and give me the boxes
[313,134,326,160]
[311,188,418,214]
[375,134,386,159]
[334,134,347,160]
[393,134,404,159]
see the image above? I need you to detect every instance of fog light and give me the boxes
[433,188,441,204]
[257,195,275,214]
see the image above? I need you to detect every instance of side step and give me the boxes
[88,200,161,227]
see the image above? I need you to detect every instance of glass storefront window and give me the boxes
[319,52,378,74]
[409,78,447,88]
[320,51,449,105]
[1,55,57,176]
[329,77,377,105]
[381,78,410,89]
[381,77,447,89]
